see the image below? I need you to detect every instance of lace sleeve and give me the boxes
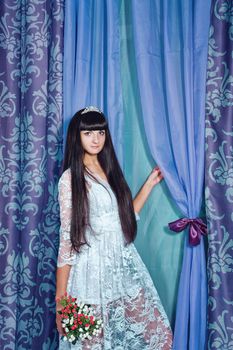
[57,170,77,267]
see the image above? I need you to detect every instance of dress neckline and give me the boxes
[85,167,110,186]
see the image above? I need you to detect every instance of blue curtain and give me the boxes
[120,2,184,327]
[63,0,124,163]
[205,1,233,349]
[0,1,63,349]
[131,1,211,349]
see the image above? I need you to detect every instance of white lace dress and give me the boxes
[57,169,172,350]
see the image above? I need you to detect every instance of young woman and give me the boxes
[56,107,172,349]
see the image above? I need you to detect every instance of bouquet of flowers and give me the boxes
[56,293,103,345]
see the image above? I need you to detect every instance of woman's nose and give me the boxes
[93,133,99,143]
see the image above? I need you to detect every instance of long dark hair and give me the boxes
[63,108,137,253]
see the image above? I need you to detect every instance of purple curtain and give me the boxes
[205,1,233,349]
[0,1,64,349]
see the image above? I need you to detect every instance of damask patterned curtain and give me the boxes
[0,1,63,349]
[205,1,233,348]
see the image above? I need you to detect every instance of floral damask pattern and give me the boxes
[205,1,233,348]
[0,1,64,349]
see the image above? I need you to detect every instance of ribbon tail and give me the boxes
[189,223,202,246]
[168,218,189,233]
[197,221,208,236]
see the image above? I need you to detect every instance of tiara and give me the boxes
[81,106,102,115]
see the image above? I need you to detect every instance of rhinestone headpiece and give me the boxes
[81,106,102,115]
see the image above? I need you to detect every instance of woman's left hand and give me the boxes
[133,166,164,213]
[146,166,163,188]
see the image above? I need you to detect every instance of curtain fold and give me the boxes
[0,1,63,349]
[120,1,184,327]
[205,1,233,349]
[63,0,124,163]
[131,0,211,349]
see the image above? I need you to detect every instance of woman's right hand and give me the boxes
[56,307,66,336]
[56,265,71,335]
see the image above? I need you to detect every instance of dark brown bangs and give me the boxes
[79,111,108,131]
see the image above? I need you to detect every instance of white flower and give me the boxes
[62,323,66,328]
[65,327,69,333]
[70,317,74,325]
[79,328,83,332]
[97,320,102,325]
[63,336,68,341]
[88,335,92,340]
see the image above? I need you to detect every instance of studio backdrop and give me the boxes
[0,1,233,350]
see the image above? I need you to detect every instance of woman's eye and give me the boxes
[99,130,105,135]
[84,131,91,136]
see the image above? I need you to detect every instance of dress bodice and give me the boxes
[57,169,122,267]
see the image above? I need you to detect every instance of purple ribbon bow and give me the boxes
[168,218,207,246]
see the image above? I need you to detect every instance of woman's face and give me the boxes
[80,130,106,155]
